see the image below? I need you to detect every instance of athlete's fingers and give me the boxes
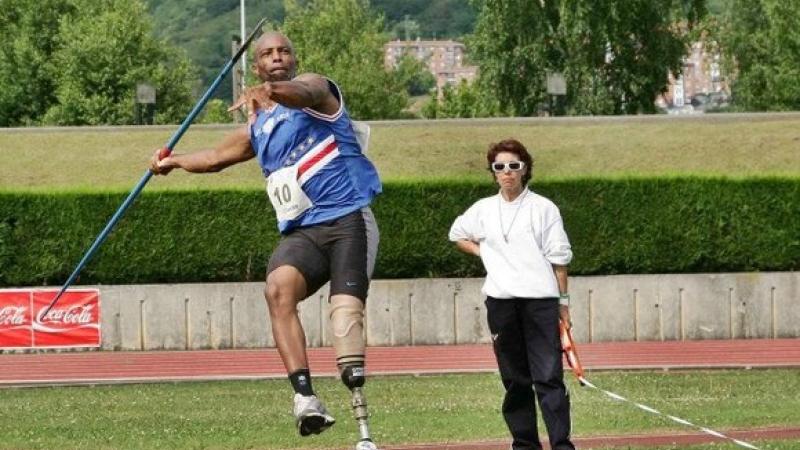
[149,148,175,175]
[228,86,262,113]
[149,148,163,173]
[229,84,272,122]
[228,95,247,113]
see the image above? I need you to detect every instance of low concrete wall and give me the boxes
[86,272,800,351]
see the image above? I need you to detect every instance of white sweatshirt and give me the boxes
[449,188,572,299]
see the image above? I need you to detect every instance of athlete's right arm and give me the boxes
[150,126,254,175]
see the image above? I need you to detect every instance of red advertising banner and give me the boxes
[0,290,33,349]
[0,289,101,349]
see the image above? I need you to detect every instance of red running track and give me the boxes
[0,338,798,387]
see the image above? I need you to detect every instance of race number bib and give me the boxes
[266,166,313,222]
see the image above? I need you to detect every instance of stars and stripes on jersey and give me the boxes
[296,134,339,186]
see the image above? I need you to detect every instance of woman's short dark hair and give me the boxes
[486,139,534,185]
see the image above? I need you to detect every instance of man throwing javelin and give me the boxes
[150,32,381,448]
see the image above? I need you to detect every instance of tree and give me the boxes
[281,0,408,120]
[394,54,436,96]
[144,0,476,97]
[467,0,706,116]
[412,0,476,39]
[718,0,800,111]
[42,0,196,125]
[0,0,197,126]
[422,81,502,119]
[372,0,476,39]
[198,99,235,124]
[390,18,421,41]
[146,0,286,102]
[0,0,76,126]
[705,0,728,15]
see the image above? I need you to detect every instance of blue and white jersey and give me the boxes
[249,79,382,234]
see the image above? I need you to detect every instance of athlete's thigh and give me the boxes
[326,209,377,300]
[267,231,329,296]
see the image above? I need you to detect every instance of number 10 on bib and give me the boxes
[266,166,313,222]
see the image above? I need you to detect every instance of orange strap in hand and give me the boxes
[559,319,585,384]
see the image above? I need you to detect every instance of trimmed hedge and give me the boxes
[1,178,798,286]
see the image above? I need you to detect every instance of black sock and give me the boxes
[288,369,314,396]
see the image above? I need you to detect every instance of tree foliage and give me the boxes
[464,0,706,116]
[198,99,235,124]
[394,54,436,96]
[717,0,800,111]
[0,0,76,126]
[373,0,477,39]
[0,0,196,126]
[144,0,474,100]
[43,0,196,125]
[146,0,285,103]
[281,0,407,120]
[422,81,502,119]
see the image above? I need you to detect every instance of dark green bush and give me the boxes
[1,177,798,287]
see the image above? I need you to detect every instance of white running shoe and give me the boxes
[293,393,336,436]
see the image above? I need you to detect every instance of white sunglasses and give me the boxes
[490,161,525,172]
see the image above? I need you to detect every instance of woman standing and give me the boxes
[449,139,575,450]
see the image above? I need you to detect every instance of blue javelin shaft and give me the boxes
[41,18,267,317]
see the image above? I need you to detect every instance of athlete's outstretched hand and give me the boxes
[149,147,176,175]
[229,82,273,124]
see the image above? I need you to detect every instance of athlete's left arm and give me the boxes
[229,73,340,117]
[270,73,340,115]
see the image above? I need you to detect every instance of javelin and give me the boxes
[39,17,267,319]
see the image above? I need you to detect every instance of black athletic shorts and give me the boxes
[267,207,379,301]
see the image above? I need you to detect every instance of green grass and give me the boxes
[0,369,797,449]
[2,113,799,192]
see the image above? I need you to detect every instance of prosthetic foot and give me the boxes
[343,367,379,450]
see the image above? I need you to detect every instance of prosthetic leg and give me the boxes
[330,296,379,450]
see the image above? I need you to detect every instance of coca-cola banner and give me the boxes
[0,289,101,349]
[0,291,33,348]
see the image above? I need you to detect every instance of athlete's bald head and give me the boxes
[255,31,294,55]
[252,31,297,82]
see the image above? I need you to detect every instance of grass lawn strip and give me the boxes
[0,370,797,449]
[1,114,799,192]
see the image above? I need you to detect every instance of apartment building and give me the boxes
[384,39,478,96]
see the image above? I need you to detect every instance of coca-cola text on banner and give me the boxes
[32,290,101,348]
[0,290,34,349]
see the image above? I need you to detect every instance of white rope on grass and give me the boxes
[578,377,761,450]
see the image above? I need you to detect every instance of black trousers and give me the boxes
[486,296,575,450]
